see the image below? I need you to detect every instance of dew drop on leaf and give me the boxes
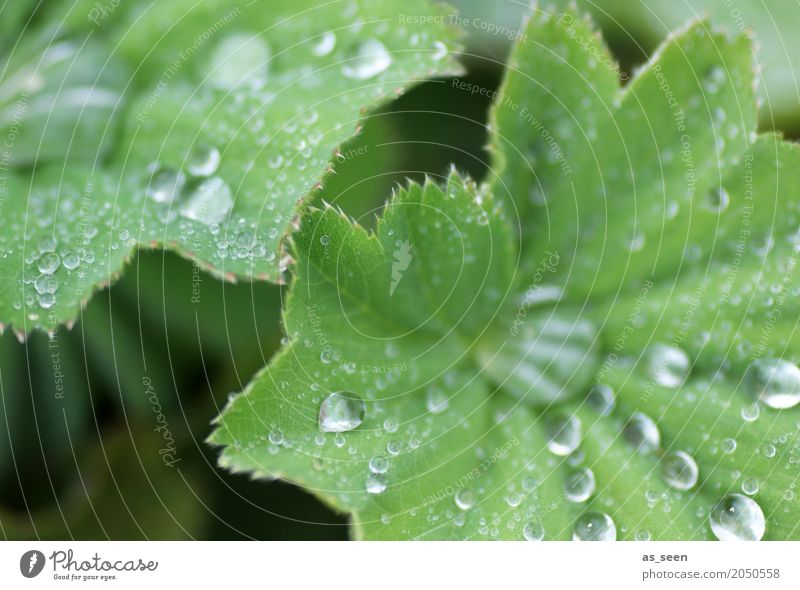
[661,450,699,491]
[312,31,336,57]
[62,251,81,270]
[564,467,596,503]
[587,383,615,415]
[623,412,661,454]
[37,252,60,275]
[523,521,545,541]
[342,39,392,79]
[709,494,765,541]
[742,478,760,495]
[187,144,221,177]
[366,473,387,495]
[745,358,800,409]
[147,168,185,204]
[426,387,449,414]
[546,414,581,456]
[209,33,271,90]
[318,391,366,432]
[573,512,616,541]
[180,177,234,225]
[34,274,59,295]
[368,456,389,474]
[454,488,476,510]
[645,343,690,388]
[704,186,730,213]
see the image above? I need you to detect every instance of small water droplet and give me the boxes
[587,383,615,415]
[523,521,545,541]
[342,39,392,79]
[573,512,616,541]
[383,417,399,433]
[564,467,596,503]
[646,344,690,388]
[635,530,652,541]
[661,450,699,490]
[312,31,336,57]
[368,456,389,474]
[704,187,730,213]
[742,478,759,495]
[147,168,185,204]
[624,412,661,454]
[37,252,60,275]
[187,144,221,177]
[745,358,800,409]
[426,387,449,414]
[37,292,56,309]
[709,494,765,541]
[545,414,581,456]
[366,473,387,494]
[454,488,476,510]
[741,403,760,422]
[318,391,366,432]
[722,438,737,454]
[62,251,80,270]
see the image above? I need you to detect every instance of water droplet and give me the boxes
[722,438,737,454]
[745,358,800,409]
[454,488,476,510]
[366,473,387,494]
[432,41,448,60]
[209,33,270,90]
[37,252,60,274]
[661,450,699,490]
[342,39,392,79]
[180,177,234,225]
[34,274,58,295]
[383,417,399,433]
[564,467,596,503]
[318,391,366,432]
[368,456,389,474]
[147,168,185,204]
[62,251,80,270]
[523,521,545,541]
[426,387,449,414]
[312,31,336,57]
[705,187,730,213]
[38,292,56,309]
[741,403,760,422]
[646,344,690,388]
[742,478,759,495]
[709,494,765,541]
[635,530,652,541]
[587,383,615,415]
[187,144,221,177]
[545,414,581,456]
[624,412,660,453]
[573,512,616,541]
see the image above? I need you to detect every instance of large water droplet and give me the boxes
[34,274,58,295]
[342,39,392,79]
[709,494,765,541]
[209,33,271,90]
[368,456,389,474]
[187,144,221,177]
[745,358,800,409]
[564,467,596,503]
[523,521,545,541]
[545,414,581,456]
[180,177,234,225]
[646,344,690,388]
[573,512,616,541]
[661,450,699,490]
[318,391,366,432]
[624,412,660,453]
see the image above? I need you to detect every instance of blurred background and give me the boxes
[1,0,797,540]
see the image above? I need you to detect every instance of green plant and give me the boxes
[211,9,800,540]
[2,2,799,542]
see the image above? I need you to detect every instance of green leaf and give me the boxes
[214,6,800,541]
[0,0,462,334]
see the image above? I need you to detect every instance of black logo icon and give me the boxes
[20,550,45,578]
